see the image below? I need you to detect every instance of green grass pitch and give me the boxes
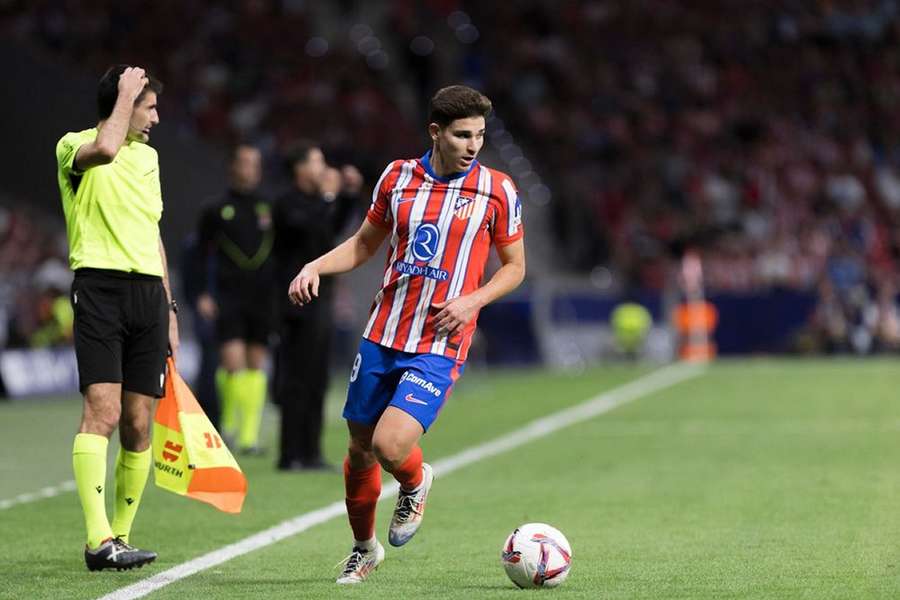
[2,359,900,599]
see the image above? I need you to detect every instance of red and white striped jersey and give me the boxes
[363,151,524,361]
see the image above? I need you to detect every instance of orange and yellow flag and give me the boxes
[152,358,247,513]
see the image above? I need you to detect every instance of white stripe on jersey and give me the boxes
[364,160,415,338]
[384,160,416,289]
[369,161,396,218]
[403,175,466,352]
[430,166,492,356]
[501,179,519,237]
[380,177,433,347]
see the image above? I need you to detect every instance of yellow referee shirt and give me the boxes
[56,128,163,277]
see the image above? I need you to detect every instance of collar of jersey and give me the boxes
[420,150,477,183]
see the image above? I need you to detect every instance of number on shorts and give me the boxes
[350,353,362,382]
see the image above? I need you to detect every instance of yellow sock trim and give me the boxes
[72,433,113,548]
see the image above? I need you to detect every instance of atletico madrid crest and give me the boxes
[454,194,479,220]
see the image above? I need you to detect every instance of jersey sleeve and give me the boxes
[492,176,524,247]
[55,130,92,176]
[365,161,398,230]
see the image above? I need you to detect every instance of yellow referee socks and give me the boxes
[217,367,238,439]
[238,369,267,450]
[111,447,152,543]
[72,433,113,549]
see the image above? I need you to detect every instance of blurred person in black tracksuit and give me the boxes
[274,141,362,471]
[194,144,274,453]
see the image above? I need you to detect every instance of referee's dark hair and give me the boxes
[282,139,319,177]
[97,65,164,120]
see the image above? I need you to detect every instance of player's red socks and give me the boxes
[391,445,424,492]
[344,457,382,542]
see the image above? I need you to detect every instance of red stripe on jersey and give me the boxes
[391,181,453,349]
[366,164,421,343]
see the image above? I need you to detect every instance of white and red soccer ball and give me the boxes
[501,523,572,589]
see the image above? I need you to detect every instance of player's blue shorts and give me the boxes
[343,339,465,432]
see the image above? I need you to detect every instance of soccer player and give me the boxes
[194,144,274,454]
[56,65,178,571]
[288,85,526,584]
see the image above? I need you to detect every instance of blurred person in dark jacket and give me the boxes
[180,233,220,426]
[273,141,362,471]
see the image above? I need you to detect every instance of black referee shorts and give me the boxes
[71,268,169,397]
[216,294,274,345]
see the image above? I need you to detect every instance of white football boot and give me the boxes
[335,541,385,584]
[388,462,434,547]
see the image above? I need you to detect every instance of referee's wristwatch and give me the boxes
[169,299,179,314]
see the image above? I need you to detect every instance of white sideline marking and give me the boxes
[0,480,76,510]
[99,363,704,600]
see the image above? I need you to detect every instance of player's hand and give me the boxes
[432,295,482,336]
[289,264,320,306]
[341,165,364,195]
[118,67,149,102]
[197,293,218,321]
[168,312,180,363]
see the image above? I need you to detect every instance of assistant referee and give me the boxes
[56,65,179,572]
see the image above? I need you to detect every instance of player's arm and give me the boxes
[73,67,148,171]
[159,236,180,360]
[194,206,219,321]
[288,219,389,306]
[433,239,526,335]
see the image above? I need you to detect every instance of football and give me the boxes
[501,523,572,589]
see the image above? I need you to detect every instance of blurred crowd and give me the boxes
[3,0,900,354]
[1,0,419,172]
[457,0,900,351]
[0,204,73,349]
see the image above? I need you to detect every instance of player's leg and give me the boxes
[111,391,153,544]
[70,271,128,568]
[346,420,381,542]
[240,342,269,452]
[299,306,331,467]
[275,317,303,469]
[372,408,431,547]
[336,340,393,584]
[74,382,121,550]
[378,356,464,547]
[93,277,169,570]
[337,420,385,584]
[217,337,247,444]
[86,386,157,571]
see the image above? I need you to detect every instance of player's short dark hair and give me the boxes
[283,139,320,175]
[428,85,492,128]
[97,65,164,120]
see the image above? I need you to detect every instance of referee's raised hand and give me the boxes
[118,66,149,101]
[288,264,320,306]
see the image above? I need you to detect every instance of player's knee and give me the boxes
[371,436,405,471]
[348,437,376,468]
[82,404,120,437]
[119,419,151,451]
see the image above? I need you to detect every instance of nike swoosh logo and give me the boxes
[404,393,428,405]
[397,197,416,204]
